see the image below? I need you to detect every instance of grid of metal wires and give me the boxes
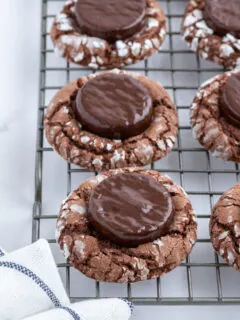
[33,0,240,305]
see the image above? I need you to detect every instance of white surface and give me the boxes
[0,0,40,250]
[0,0,240,319]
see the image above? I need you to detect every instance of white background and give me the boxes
[0,0,240,319]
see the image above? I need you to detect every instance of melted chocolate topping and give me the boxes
[75,73,153,140]
[88,173,174,247]
[204,0,240,36]
[75,0,146,42]
[220,72,240,128]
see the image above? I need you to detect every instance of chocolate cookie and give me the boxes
[56,168,197,283]
[51,0,166,69]
[190,69,240,162]
[44,69,178,171]
[182,0,240,68]
[210,183,240,270]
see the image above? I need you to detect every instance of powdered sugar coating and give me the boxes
[190,69,240,162]
[182,0,240,68]
[56,168,197,283]
[63,243,70,259]
[210,183,240,270]
[51,0,166,69]
[44,69,178,171]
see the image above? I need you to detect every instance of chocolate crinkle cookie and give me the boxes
[56,168,197,283]
[182,0,240,68]
[210,183,240,270]
[191,69,240,162]
[44,69,178,171]
[51,0,166,69]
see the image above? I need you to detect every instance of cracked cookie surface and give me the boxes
[44,69,178,171]
[56,167,197,283]
[190,69,240,162]
[182,0,240,68]
[51,0,166,69]
[210,183,240,270]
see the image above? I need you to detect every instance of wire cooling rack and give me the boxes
[33,0,240,306]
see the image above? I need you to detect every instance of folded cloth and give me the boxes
[0,239,133,320]
[24,299,131,320]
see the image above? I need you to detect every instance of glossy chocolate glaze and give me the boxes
[220,72,240,128]
[88,173,174,246]
[75,73,153,140]
[75,0,146,42]
[204,0,240,36]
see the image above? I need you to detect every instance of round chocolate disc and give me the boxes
[75,73,153,140]
[88,173,174,246]
[75,0,146,42]
[220,72,240,127]
[204,0,240,36]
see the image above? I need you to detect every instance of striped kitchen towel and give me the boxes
[0,239,133,320]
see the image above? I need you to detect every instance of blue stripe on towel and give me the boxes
[119,298,134,314]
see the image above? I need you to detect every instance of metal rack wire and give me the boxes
[33,0,240,306]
